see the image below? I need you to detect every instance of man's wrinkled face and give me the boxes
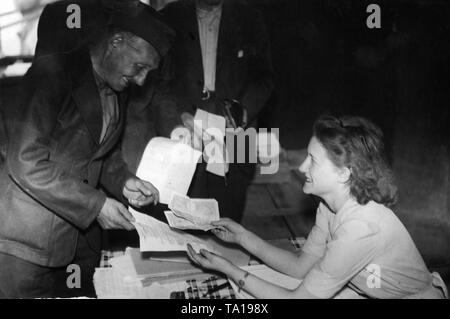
[103,34,160,91]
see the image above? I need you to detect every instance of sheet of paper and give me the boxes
[2,62,31,77]
[139,235,250,268]
[228,264,302,299]
[108,254,138,279]
[169,193,220,225]
[129,209,213,252]
[94,267,186,299]
[168,193,191,219]
[190,198,220,221]
[194,109,228,176]
[135,137,202,204]
[165,210,215,231]
[148,251,192,264]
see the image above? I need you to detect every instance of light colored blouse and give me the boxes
[301,198,437,298]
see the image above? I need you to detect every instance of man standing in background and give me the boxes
[161,0,274,221]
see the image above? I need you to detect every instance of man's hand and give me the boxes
[169,113,204,151]
[97,197,135,230]
[123,177,159,207]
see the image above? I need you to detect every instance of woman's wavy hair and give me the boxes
[313,115,398,207]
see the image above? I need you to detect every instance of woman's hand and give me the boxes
[186,244,234,274]
[210,218,250,245]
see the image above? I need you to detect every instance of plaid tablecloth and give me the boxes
[170,275,235,299]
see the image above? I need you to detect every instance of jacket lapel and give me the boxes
[68,46,128,160]
[216,2,237,73]
[69,47,102,145]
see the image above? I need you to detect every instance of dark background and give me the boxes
[251,0,450,278]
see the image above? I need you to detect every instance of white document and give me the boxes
[129,209,213,252]
[165,210,215,231]
[228,264,302,299]
[94,267,185,299]
[2,62,32,77]
[194,109,229,176]
[135,137,202,204]
[108,253,138,279]
[168,193,220,225]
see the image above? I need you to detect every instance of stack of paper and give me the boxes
[165,193,220,231]
[93,248,190,298]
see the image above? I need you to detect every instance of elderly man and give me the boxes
[35,0,181,175]
[0,4,174,298]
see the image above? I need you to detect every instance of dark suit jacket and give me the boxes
[161,0,274,125]
[0,46,134,267]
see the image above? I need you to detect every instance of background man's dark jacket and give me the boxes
[0,47,134,267]
[161,0,274,220]
[161,0,274,125]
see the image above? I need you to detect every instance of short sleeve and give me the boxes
[301,204,331,258]
[302,219,380,298]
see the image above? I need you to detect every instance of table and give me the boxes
[96,237,305,299]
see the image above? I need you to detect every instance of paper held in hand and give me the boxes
[129,209,214,252]
[165,211,215,231]
[166,193,220,231]
[194,108,229,177]
[134,137,202,204]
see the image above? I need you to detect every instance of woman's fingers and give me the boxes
[186,244,201,265]
[187,244,209,266]
[211,218,234,227]
[186,244,195,259]
[200,249,212,259]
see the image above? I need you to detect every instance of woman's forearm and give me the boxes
[226,264,317,299]
[239,231,315,279]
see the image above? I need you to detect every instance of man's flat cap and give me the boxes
[109,2,175,56]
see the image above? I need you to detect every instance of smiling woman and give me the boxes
[309,115,398,208]
[185,114,448,299]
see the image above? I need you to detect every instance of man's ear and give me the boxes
[110,33,124,48]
